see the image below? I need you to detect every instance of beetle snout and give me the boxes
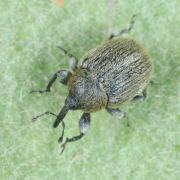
[65,95,79,110]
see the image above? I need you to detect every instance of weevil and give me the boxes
[31,15,153,153]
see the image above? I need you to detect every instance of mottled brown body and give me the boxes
[68,37,153,112]
[31,15,153,153]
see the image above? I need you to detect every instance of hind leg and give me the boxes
[106,107,126,119]
[132,88,147,102]
[109,14,136,39]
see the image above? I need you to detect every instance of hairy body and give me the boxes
[31,15,153,153]
[68,38,152,112]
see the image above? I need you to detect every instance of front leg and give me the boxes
[30,70,72,94]
[60,113,91,154]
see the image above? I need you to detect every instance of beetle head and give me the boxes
[53,95,80,128]
[53,69,108,128]
[67,69,108,112]
[65,95,80,110]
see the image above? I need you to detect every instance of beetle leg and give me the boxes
[109,14,136,39]
[57,46,78,71]
[30,70,72,94]
[60,113,91,154]
[106,107,127,119]
[106,108,129,126]
[131,88,147,102]
[31,111,66,142]
[58,70,72,85]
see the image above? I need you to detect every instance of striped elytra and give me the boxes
[68,37,153,111]
[31,14,153,152]
[31,35,153,152]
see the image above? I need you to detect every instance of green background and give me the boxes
[0,0,179,179]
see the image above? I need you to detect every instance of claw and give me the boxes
[60,138,68,154]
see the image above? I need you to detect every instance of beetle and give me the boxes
[31,15,153,153]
